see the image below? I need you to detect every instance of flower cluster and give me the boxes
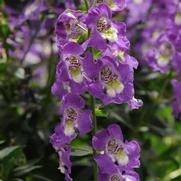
[93,124,140,181]
[139,0,180,74]
[51,0,141,180]
[128,0,181,118]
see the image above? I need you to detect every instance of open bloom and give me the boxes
[52,42,87,99]
[51,94,92,147]
[85,55,134,105]
[144,35,175,73]
[85,4,129,51]
[93,124,140,170]
[61,42,86,83]
[56,9,88,49]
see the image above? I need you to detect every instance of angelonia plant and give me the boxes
[50,0,141,180]
[129,0,181,119]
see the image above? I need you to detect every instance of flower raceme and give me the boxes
[51,1,141,180]
[130,0,181,117]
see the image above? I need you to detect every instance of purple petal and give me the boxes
[107,124,124,141]
[92,129,109,150]
[125,140,141,169]
[62,42,84,56]
[78,110,93,136]
[94,154,117,174]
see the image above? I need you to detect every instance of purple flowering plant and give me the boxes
[51,0,141,180]
[1,0,181,181]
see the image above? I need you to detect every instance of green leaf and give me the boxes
[14,165,42,177]
[71,139,93,157]
[92,48,102,60]
[71,145,93,156]
[0,0,4,6]
[0,140,5,145]
[165,168,181,180]
[95,108,108,117]
[156,106,175,127]
[0,146,22,161]
[32,175,54,181]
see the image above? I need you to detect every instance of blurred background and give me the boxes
[0,0,181,181]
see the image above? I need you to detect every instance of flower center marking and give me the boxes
[65,56,83,83]
[97,17,111,33]
[157,42,174,67]
[107,138,129,166]
[110,174,125,181]
[64,108,77,136]
[100,67,124,97]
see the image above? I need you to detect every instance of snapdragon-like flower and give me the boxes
[51,94,92,147]
[52,42,88,99]
[86,56,134,105]
[56,9,88,48]
[85,4,129,51]
[93,124,140,170]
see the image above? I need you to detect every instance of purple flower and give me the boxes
[56,145,72,181]
[98,168,140,181]
[52,42,88,99]
[137,0,181,75]
[51,94,92,147]
[126,0,152,26]
[93,124,140,170]
[85,4,129,51]
[144,35,175,73]
[56,9,88,48]
[23,0,48,21]
[105,44,138,68]
[95,0,126,12]
[61,42,86,83]
[128,97,143,110]
[86,56,134,105]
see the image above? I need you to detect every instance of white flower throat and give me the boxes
[96,17,118,42]
[65,55,83,83]
[100,66,124,97]
[157,42,174,67]
[64,107,77,136]
[106,138,129,166]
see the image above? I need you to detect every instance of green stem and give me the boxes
[84,0,89,12]
[90,96,98,181]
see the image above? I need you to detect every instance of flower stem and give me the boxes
[90,95,98,181]
[84,0,89,12]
